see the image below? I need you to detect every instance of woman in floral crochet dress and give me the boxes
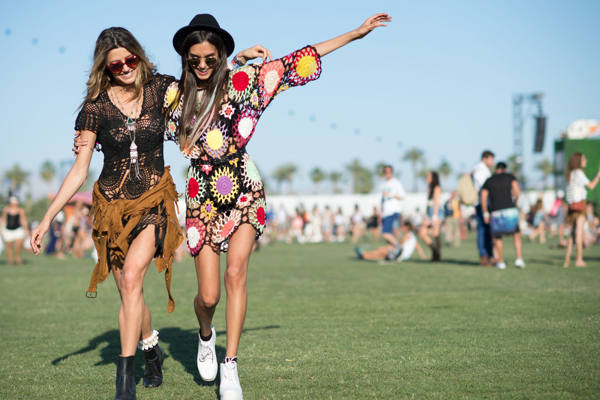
[164,13,391,399]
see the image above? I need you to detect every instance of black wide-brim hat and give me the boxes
[173,14,235,56]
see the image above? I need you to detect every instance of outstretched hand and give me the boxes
[355,13,392,39]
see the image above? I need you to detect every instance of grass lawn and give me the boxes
[1,235,599,399]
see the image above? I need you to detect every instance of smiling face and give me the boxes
[188,41,219,81]
[106,47,138,85]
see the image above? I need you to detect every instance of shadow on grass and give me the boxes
[50,324,279,390]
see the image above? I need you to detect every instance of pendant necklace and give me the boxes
[113,87,142,180]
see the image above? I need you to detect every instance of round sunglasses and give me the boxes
[107,54,139,75]
[187,56,218,69]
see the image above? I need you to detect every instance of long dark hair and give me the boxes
[174,30,229,150]
[428,171,440,199]
[82,27,155,106]
[565,152,584,183]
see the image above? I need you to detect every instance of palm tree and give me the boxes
[402,147,424,192]
[507,154,525,186]
[438,160,452,181]
[309,167,326,193]
[272,163,297,194]
[40,160,56,193]
[346,159,373,194]
[329,171,343,194]
[535,158,554,190]
[4,164,30,195]
[374,161,387,177]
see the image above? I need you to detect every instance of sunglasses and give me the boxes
[107,54,139,75]
[188,56,218,69]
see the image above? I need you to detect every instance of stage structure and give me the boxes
[512,93,545,185]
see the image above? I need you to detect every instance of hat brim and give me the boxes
[173,25,235,56]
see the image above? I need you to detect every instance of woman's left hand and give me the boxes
[237,45,273,65]
[355,13,392,39]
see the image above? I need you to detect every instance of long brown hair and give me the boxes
[173,30,229,150]
[566,152,584,183]
[81,27,155,107]
[428,171,440,199]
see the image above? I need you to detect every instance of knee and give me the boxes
[225,261,248,288]
[120,265,143,297]
[196,292,219,309]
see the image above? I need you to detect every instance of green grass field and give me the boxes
[1,235,599,399]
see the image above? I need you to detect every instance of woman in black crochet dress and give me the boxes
[32,27,266,400]
[164,13,391,399]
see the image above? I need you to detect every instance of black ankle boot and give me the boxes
[115,355,136,400]
[143,345,163,388]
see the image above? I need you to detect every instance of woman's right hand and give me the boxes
[72,131,89,156]
[31,220,50,255]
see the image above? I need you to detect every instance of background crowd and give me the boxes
[3,149,598,268]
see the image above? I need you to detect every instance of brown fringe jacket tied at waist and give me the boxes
[86,167,183,312]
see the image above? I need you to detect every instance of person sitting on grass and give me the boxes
[354,221,423,262]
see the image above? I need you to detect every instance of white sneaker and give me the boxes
[496,261,506,270]
[197,326,217,381]
[515,258,526,268]
[219,360,243,400]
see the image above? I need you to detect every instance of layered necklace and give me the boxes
[111,86,143,180]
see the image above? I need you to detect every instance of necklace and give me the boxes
[111,86,143,180]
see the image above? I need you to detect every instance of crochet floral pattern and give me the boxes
[186,217,206,255]
[212,209,241,244]
[258,59,284,106]
[201,122,229,159]
[236,192,252,208]
[248,198,267,233]
[186,167,207,209]
[200,199,217,221]
[233,107,259,148]
[219,102,235,120]
[286,46,321,86]
[210,166,240,206]
[227,66,255,103]
[241,153,263,191]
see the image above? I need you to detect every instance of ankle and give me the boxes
[224,356,237,363]
[138,330,159,351]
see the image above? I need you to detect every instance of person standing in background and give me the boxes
[563,152,600,267]
[379,165,405,247]
[444,191,462,247]
[472,150,495,265]
[480,162,525,269]
[1,196,29,265]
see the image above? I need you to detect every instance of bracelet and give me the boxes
[483,212,490,218]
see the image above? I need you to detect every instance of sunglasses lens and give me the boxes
[108,62,124,74]
[125,55,138,69]
[188,59,200,68]
[206,58,217,67]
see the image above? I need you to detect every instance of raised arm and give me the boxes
[31,130,96,254]
[585,167,600,190]
[313,13,391,56]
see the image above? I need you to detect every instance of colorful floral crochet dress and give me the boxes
[165,46,322,255]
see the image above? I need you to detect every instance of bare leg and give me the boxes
[118,225,156,356]
[194,245,221,338]
[564,233,573,267]
[539,221,546,244]
[494,237,503,263]
[574,215,586,267]
[15,239,23,265]
[362,246,392,260]
[381,232,398,247]
[418,226,431,246]
[224,224,255,358]
[6,241,14,265]
[514,232,523,260]
[113,268,153,341]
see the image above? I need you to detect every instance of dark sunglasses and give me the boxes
[188,56,218,69]
[107,54,139,75]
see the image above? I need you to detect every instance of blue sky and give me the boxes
[1,0,599,196]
